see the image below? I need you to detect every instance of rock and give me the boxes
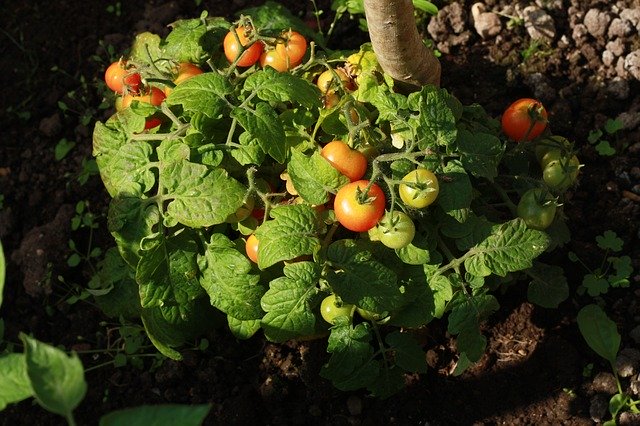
[523,73,557,104]
[583,8,612,38]
[605,77,630,100]
[619,412,640,426]
[589,394,609,423]
[572,23,589,43]
[620,8,640,31]
[606,39,626,58]
[608,17,635,38]
[471,3,502,39]
[591,371,618,394]
[616,348,640,378]
[38,113,62,137]
[625,50,640,80]
[523,6,556,41]
[603,50,616,67]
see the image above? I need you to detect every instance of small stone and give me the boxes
[38,113,62,137]
[608,17,635,38]
[583,8,612,38]
[617,112,640,130]
[624,50,640,80]
[523,6,556,41]
[616,348,640,378]
[572,23,589,42]
[589,394,609,423]
[619,412,640,426]
[620,8,640,31]
[471,3,502,39]
[605,77,630,100]
[603,50,616,66]
[606,39,626,57]
[592,371,618,394]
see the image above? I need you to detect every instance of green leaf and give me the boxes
[239,1,320,44]
[320,322,380,391]
[610,256,633,287]
[595,140,616,156]
[527,262,569,308]
[456,129,503,180]
[437,160,472,223]
[0,353,33,410]
[385,331,428,373]
[255,204,324,269]
[232,103,287,163]
[414,86,457,150]
[464,219,550,277]
[89,248,141,318]
[227,316,261,340]
[163,18,209,63]
[604,118,623,134]
[199,233,264,320]
[20,333,87,417]
[583,274,610,297]
[366,367,406,399]
[99,404,211,426]
[325,240,401,314]
[261,261,321,342]
[576,304,620,365]
[96,138,155,198]
[108,197,161,268]
[166,73,233,118]
[54,138,76,161]
[595,230,623,252]
[161,162,246,228]
[244,68,321,109]
[287,149,349,205]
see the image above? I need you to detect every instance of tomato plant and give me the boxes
[517,188,557,230]
[543,154,580,192]
[320,140,368,182]
[121,86,166,109]
[376,211,415,249]
[104,60,142,94]
[333,180,385,232]
[320,294,354,325]
[398,168,439,209]
[275,29,307,66]
[316,68,353,94]
[259,50,290,72]
[223,26,264,67]
[501,98,548,142]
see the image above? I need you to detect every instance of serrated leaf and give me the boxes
[437,160,472,223]
[0,353,33,410]
[366,367,406,399]
[320,322,380,391]
[108,197,161,268]
[261,261,321,342]
[255,204,323,269]
[415,86,457,149]
[464,219,550,277]
[577,304,620,365]
[161,162,245,228]
[456,129,503,180]
[163,18,209,63]
[325,240,401,313]
[89,248,140,318]
[227,316,261,340]
[99,404,211,426]
[166,73,232,118]
[287,149,349,205]
[448,294,499,335]
[232,103,287,163]
[244,68,321,109]
[386,331,428,373]
[240,1,320,43]
[199,233,264,320]
[20,333,87,417]
[527,262,569,308]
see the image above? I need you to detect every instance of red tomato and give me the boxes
[245,234,259,263]
[223,27,264,67]
[501,98,548,142]
[144,117,163,130]
[174,62,203,84]
[104,60,142,94]
[275,30,307,66]
[334,180,385,232]
[320,140,368,182]
[121,86,166,109]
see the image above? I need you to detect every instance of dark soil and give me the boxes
[2,0,640,425]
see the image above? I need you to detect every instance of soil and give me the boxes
[2,0,640,425]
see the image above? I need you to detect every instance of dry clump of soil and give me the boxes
[1,0,640,425]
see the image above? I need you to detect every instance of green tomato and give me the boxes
[534,135,572,163]
[356,307,385,322]
[543,155,580,192]
[398,168,439,209]
[377,211,416,249]
[320,294,354,325]
[517,188,557,230]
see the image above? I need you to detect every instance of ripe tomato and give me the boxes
[376,211,415,249]
[259,50,290,72]
[501,98,548,142]
[245,233,259,263]
[334,180,385,232]
[121,86,166,109]
[320,140,368,182]
[316,69,353,94]
[223,27,264,67]
[275,30,307,66]
[398,168,439,209]
[164,62,204,96]
[543,154,580,192]
[517,188,557,230]
[320,294,354,325]
[105,60,142,94]
[144,117,162,130]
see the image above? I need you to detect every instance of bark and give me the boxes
[363,0,441,91]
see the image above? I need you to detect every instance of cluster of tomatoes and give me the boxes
[501,98,581,230]
[223,25,307,72]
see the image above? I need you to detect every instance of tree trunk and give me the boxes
[363,0,441,91]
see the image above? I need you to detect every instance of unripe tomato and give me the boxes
[121,86,166,109]
[320,294,354,325]
[245,233,259,263]
[334,180,385,232]
[320,140,368,182]
[398,168,439,209]
[517,188,557,230]
[543,155,580,192]
[501,98,548,142]
[105,60,142,94]
[316,69,353,94]
[223,27,264,67]
[376,211,416,249]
